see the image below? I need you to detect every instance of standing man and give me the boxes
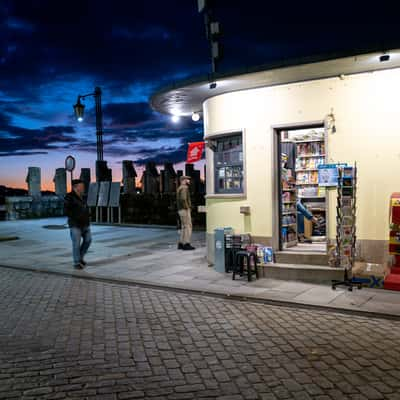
[64,179,92,269]
[177,176,195,250]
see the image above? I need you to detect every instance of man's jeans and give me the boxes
[70,226,92,265]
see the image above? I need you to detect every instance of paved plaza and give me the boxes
[1,218,400,317]
[1,267,400,399]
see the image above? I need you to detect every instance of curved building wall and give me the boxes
[203,68,400,264]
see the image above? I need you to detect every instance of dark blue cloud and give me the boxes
[0,111,78,156]
[4,16,35,33]
[103,102,154,127]
[1,0,399,181]
[111,25,173,41]
[0,151,47,156]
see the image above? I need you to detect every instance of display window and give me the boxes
[214,133,243,194]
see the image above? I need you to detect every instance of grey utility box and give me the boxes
[214,227,233,273]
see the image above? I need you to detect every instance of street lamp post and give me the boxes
[73,87,110,182]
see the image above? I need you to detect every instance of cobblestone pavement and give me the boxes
[1,268,400,400]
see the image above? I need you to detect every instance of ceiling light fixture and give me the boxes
[191,112,201,122]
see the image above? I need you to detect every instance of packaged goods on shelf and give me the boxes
[281,148,298,248]
[282,204,296,213]
[310,130,324,140]
[309,171,318,183]
[295,156,325,170]
[282,215,296,225]
[312,215,326,236]
[296,142,325,156]
[296,171,319,184]
[291,129,324,142]
[282,191,295,202]
[298,186,319,197]
[296,172,308,184]
[304,201,325,209]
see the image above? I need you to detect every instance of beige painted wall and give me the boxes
[204,68,400,245]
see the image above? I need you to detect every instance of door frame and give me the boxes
[271,120,327,252]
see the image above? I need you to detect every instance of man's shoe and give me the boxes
[182,243,195,250]
[177,243,184,250]
[74,263,84,270]
[80,259,87,266]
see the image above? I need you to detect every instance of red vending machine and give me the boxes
[384,193,400,290]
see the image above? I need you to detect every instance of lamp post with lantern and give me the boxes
[73,87,110,182]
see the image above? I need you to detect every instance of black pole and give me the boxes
[204,12,218,75]
[198,1,220,87]
[94,87,103,161]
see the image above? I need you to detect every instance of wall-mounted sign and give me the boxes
[187,142,205,163]
[318,163,347,187]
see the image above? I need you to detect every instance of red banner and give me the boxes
[186,141,205,163]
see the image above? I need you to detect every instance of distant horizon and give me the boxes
[0,159,205,192]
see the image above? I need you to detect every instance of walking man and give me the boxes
[64,179,92,269]
[177,176,195,250]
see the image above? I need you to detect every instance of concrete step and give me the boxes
[261,263,344,284]
[275,251,328,266]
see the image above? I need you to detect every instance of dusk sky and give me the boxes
[1,1,399,190]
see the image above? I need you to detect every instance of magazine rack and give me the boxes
[332,163,361,291]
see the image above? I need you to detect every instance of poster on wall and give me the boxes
[318,164,338,187]
[318,163,347,187]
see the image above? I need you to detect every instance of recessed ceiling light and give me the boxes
[191,112,200,122]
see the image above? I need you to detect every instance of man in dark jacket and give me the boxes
[64,179,92,269]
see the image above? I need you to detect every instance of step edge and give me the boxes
[276,251,328,257]
[262,263,343,271]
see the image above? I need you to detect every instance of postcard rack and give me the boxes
[332,163,361,291]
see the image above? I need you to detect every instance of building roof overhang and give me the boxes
[150,48,400,117]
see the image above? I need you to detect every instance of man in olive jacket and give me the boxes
[64,179,92,269]
[177,176,195,250]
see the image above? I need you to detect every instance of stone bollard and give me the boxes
[122,160,137,194]
[26,167,41,198]
[53,168,67,198]
[80,168,91,196]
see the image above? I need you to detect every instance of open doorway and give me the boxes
[276,124,327,253]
